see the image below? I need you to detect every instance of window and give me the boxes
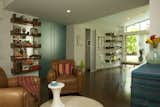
[125,19,150,62]
[140,20,150,31]
[126,24,139,32]
[126,19,150,32]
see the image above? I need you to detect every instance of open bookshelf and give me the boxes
[104,33,123,68]
[10,14,41,74]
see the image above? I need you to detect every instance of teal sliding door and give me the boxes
[40,19,66,78]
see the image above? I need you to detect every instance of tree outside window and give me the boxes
[126,35,137,55]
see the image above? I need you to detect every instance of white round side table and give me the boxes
[48,82,65,107]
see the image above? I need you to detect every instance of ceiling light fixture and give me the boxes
[127,17,130,20]
[66,9,71,13]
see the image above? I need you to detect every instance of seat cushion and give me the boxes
[0,67,8,88]
[56,75,77,90]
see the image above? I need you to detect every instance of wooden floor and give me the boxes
[82,68,130,107]
[40,68,131,107]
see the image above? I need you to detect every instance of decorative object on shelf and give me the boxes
[30,28,39,35]
[138,49,144,62]
[22,28,26,34]
[11,14,41,26]
[146,35,160,64]
[10,13,41,74]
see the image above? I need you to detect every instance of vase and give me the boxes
[138,49,143,62]
[146,48,160,64]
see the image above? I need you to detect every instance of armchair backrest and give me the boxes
[0,67,8,88]
[51,60,74,76]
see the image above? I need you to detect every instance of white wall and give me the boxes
[73,24,86,66]
[0,8,39,77]
[150,0,160,35]
[66,25,75,59]
[66,23,104,68]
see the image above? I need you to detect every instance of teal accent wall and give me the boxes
[40,20,66,78]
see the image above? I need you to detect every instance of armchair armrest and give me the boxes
[72,67,83,76]
[72,68,85,94]
[47,69,56,83]
[0,87,25,107]
[0,87,38,107]
[8,77,18,87]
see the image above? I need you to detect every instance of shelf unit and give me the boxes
[11,43,41,48]
[104,33,123,66]
[10,14,41,74]
[10,31,41,37]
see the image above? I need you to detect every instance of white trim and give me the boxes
[125,30,149,36]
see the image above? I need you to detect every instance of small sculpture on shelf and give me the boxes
[11,13,41,26]
[23,40,32,46]
[32,18,41,26]
[11,14,25,24]
[14,50,23,58]
[14,48,27,58]
[29,54,41,59]
[138,49,144,62]
[22,65,30,71]
[22,28,26,34]
[30,28,39,35]
[13,25,21,34]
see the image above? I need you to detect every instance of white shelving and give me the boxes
[104,33,123,68]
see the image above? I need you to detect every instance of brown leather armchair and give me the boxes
[0,67,39,107]
[47,59,84,95]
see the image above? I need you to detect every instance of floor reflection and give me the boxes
[40,66,134,107]
[82,67,131,107]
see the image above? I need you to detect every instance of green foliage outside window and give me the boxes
[126,35,137,55]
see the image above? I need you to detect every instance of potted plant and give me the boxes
[79,60,85,72]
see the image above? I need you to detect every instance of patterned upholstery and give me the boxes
[54,64,73,76]
[51,60,74,77]
[16,76,39,99]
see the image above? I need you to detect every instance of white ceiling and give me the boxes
[82,5,149,32]
[6,0,149,24]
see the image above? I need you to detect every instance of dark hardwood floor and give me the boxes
[82,68,130,107]
[40,68,131,107]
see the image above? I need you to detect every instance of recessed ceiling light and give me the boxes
[127,17,130,20]
[66,9,71,13]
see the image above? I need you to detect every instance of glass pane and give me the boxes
[126,35,137,55]
[126,24,139,32]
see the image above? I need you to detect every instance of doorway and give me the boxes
[85,29,91,71]
[85,29,96,72]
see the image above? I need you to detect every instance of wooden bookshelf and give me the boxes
[10,13,41,74]
[11,43,41,48]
